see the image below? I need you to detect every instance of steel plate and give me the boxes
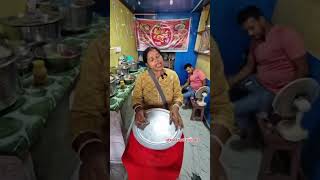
[133,108,183,150]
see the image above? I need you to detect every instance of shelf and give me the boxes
[195,50,210,56]
[197,27,210,34]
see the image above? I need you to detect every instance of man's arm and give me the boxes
[181,78,190,89]
[229,53,255,87]
[292,55,309,79]
[197,69,207,87]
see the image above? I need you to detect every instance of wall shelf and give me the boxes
[195,50,210,56]
[197,27,210,34]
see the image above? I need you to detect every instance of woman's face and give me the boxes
[146,49,164,71]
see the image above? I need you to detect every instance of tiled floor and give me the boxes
[221,135,262,180]
[83,108,263,180]
[179,108,210,180]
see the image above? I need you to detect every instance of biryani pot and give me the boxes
[62,2,95,32]
[110,75,117,97]
[0,51,19,111]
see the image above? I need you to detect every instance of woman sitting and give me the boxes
[122,46,184,180]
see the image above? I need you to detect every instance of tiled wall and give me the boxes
[110,0,138,68]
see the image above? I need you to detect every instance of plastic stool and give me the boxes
[190,98,205,121]
[258,119,306,180]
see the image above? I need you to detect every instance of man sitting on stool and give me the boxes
[228,6,308,150]
[181,63,207,109]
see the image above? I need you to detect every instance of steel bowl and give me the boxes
[123,74,135,84]
[129,62,139,72]
[34,42,81,72]
[133,108,183,150]
[118,64,130,75]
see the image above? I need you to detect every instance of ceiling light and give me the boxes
[170,0,173,5]
[138,0,141,5]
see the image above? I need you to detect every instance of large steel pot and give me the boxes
[0,46,19,111]
[1,12,62,42]
[19,22,61,42]
[118,64,130,75]
[129,62,139,72]
[16,53,34,78]
[14,45,34,77]
[62,2,95,32]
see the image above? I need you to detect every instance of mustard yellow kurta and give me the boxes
[132,68,183,110]
[70,32,108,149]
[211,37,235,134]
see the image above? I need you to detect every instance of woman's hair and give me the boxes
[143,47,161,63]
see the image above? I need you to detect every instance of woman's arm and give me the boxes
[211,38,234,138]
[211,37,234,180]
[70,34,108,158]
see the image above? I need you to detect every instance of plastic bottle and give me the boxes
[120,80,125,89]
[32,60,48,86]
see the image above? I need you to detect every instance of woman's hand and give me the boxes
[79,142,108,180]
[170,105,184,130]
[212,141,228,180]
[135,107,146,127]
[212,124,231,180]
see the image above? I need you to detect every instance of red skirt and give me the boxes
[122,132,184,180]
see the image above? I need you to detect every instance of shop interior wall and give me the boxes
[0,0,26,39]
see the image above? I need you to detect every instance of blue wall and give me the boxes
[136,12,201,85]
[211,0,320,179]
[302,54,320,179]
[211,0,277,75]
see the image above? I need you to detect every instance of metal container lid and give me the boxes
[16,54,34,69]
[110,75,115,83]
[0,45,12,59]
[0,45,15,67]
[0,11,62,27]
[133,108,183,150]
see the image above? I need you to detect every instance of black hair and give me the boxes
[184,63,192,70]
[237,6,263,25]
[142,47,161,64]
